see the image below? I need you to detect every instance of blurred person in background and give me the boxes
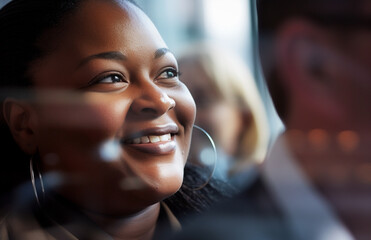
[167,0,371,239]
[178,42,269,186]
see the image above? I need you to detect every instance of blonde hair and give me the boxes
[178,42,269,174]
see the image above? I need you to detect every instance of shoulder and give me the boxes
[0,191,75,240]
[167,175,295,240]
[0,215,9,240]
[0,208,53,240]
[164,163,237,221]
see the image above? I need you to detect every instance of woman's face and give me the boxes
[179,60,243,156]
[29,0,195,215]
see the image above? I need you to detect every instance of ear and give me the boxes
[3,98,38,155]
[275,19,344,127]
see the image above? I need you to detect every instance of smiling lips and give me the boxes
[123,125,178,154]
[128,133,172,144]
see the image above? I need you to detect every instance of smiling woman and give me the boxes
[0,0,233,239]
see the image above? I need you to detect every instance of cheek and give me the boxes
[36,95,130,156]
[171,85,196,158]
[174,85,196,129]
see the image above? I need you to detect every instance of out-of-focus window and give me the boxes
[137,0,250,61]
[202,0,250,62]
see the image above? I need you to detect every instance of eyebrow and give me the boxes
[154,48,173,59]
[77,48,173,69]
[77,51,127,68]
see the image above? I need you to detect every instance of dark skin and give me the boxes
[3,0,196,239]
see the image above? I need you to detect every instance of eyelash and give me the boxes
[88,67,180,88]
[157,68,181,80]
[90,72,126,85]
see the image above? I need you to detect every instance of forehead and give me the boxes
[44,0,166,59]
[30,0,169,87]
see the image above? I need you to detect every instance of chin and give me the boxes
[161,175,184,198]
[145,165,185,201]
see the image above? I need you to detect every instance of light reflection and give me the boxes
[308,129,329,151]
[199,147,215,166]
[99,140,121,162]
[202,0,249,58]
[337,130,359,153]
[43,172,64,189]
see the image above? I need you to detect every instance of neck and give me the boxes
[284,130,371,240]
[84,203,161,240]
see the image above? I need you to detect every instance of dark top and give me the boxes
[0,163,236,239]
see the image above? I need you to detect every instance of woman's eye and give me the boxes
[157,69,179,80]
[96,73,125,84]
[84,72,128,92]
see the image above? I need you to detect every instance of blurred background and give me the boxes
[135,0,283,142]
[138,0,250,63]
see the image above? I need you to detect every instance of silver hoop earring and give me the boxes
[30,157,45,206]
[185,125,217,190]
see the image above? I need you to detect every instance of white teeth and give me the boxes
[160,133,171,141]
[140,136,150,143]
[131,134,171,144]
[149,135,160,143]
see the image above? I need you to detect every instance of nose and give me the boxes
[130,82,176,117]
